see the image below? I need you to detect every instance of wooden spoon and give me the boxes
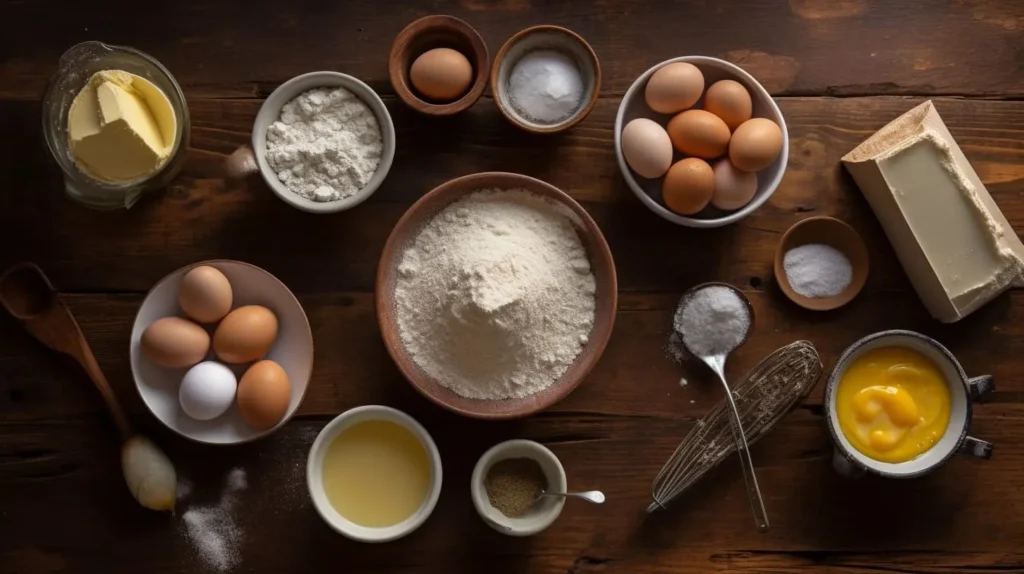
[0,262,132,441]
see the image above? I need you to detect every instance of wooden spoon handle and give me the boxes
[68,335,134,441]
[22,300,134,442]
[3,264,134,441]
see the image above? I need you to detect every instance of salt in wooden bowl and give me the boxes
[774,216,870,311]
[490,25,601,134]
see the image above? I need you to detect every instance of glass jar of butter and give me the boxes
[42,41,190,209]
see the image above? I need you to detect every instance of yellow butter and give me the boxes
[68,70,177,183]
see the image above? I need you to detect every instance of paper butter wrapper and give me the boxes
[842,101,1024,323]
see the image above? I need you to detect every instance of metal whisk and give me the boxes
[649,341,823,514]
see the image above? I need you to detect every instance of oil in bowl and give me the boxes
[308,406,442,542]
[322,419,431,527]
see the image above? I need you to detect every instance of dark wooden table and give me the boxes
[3,1,1023,572]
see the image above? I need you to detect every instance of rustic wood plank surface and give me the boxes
[2,1,1023,573]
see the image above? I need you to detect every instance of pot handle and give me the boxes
[832,448,865,478]
[968,375,994,402]
[224,146,258,180]
[959,436,993,459]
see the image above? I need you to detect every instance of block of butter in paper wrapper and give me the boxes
[842,101,1024,322]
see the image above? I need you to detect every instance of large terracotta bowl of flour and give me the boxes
[376,172,617,419]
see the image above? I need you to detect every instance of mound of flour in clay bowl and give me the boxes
[394,189,597,400]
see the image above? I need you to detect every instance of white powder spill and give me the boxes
[180,468,247,572]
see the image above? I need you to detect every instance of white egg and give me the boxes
[179,361,238,420]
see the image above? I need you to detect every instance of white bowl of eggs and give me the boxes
[615,56,789,228]
[130,260,313,445]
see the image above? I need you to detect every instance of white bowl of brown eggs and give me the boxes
[130,260,313,445]
[615,56,789,228]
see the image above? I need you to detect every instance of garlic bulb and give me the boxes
[121,435,177,512]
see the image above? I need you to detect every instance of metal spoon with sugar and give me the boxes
[673,282,769,532]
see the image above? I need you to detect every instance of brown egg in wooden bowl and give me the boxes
[389,15,490,116]
[375,172,617,419]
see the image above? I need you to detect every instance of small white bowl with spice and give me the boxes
[471,439,567,536]
[224,71,396,214]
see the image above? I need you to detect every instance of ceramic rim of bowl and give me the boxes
[250,71,396,214]
[306,405,443,542]
[824,330,972,478]
[614,55,789,228]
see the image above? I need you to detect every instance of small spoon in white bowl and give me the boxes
[534,490,605,504]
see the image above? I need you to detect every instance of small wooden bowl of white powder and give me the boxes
[491,26,601,134]
[774,216,870,311]
[224,71,396,214]
[376,172,617,419]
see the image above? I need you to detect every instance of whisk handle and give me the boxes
[710,357,770,533]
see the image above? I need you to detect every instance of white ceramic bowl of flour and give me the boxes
[225,71,396,214]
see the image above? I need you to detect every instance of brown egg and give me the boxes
[237,360,292,431]
[662,158,715,215]
[213,305,279,364]
[141,317,210,368]
[711,159,758,211]
[644,62,704,114]
[729,118,784,172]
[704,80,753,131]
[178,266,233,324]
[621,118,673,179]
[666,110,731,158]
[409,48,473,102]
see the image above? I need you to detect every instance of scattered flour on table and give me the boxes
[177,478,193,501]
[666,331,688,364]
[180,468,247,572]
[394,189,596,400]
[265,87,382,203]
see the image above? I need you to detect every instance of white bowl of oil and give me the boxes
[307,405,442,542]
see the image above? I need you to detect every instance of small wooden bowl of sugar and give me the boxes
[491,25,601,134]
[774,216,870,311]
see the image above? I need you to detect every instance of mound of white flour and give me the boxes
[265,87,381,202]
[395,189,597,400]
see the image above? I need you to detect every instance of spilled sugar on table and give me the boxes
[1,1,1024,573]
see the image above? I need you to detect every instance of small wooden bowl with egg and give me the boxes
[615,56,789,228]
[389,15,489,116]
[130,260,313,445]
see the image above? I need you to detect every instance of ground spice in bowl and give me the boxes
[485,457,548,517]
